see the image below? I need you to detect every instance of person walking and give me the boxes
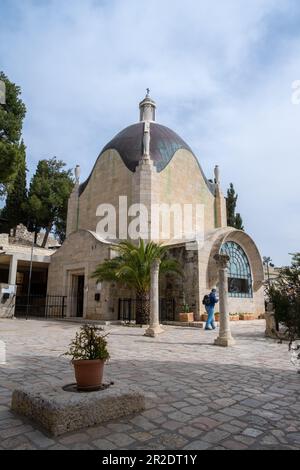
[204,288,219,330]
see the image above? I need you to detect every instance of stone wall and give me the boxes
[47,230,115,320]
[77,150,134,237]
[2,224,59,249]
[156,149,217,240]
[68,147,221,244]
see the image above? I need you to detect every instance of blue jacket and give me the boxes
[209,292,219,306]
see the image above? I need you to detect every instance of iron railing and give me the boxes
[118,298,176,322]
[15,295,66,318]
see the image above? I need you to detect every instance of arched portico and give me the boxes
[198,228,265,316]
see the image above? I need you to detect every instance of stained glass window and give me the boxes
[221,241,253,298]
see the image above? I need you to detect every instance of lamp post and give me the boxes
[263,256,274,287]
[25,233,34,320]
[263,256,277,329]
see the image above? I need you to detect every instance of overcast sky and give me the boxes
[0,0,299,265]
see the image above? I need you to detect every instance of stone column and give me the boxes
[214,253,235,347]
[145,259,164,337]
[8,255,18,286]
[265,302,278,338]
[214,165,227,228]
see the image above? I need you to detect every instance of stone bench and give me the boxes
[11,382,145,436]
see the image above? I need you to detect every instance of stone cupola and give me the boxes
[139,89,156,122]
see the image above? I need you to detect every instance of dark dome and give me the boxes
[100,122,193,173]
[79,121,214,195]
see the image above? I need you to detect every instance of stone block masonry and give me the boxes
[11,383,145,436]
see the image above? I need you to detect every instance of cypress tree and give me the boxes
[226,183,244,230]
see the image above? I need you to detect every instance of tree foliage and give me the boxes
[91,239,182,324]
[234,212,244,230]
[64,325,110,361]
[2,140,27,234]
[268,253,300,345]
[226,183,244,230]
[0,71,26,194]
[26,157,74,246]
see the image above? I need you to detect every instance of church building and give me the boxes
[47,92,265,321]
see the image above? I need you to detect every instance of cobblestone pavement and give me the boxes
[0,318,299,450]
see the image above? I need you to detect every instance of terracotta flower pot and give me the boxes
[179,312,194,322]
[239,314,256,321]
[72,359,105,391]
[230,315,239,321]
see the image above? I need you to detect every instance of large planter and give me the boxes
[230,315,240,321]
[72,359,105,391]
[179,312,194,322]
[239,314,256,321]
[201,313,219,321]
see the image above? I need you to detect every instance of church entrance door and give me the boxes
[76,275,84,317]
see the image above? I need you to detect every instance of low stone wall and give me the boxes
[11,382,145,436]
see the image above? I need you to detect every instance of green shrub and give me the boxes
[64,324,110,361]
[268,253,300,346]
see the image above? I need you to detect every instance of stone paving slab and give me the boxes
[11,382,145,436]
[0,319,299,450]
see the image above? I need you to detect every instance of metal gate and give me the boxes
[118,298,176,322]
[160,298,176,322]
[15,295,66,318]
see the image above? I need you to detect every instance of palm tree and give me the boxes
[91,239,182,324]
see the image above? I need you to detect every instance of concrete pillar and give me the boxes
[214,166,227,228]
[145,259,164,337]
[66,183,79,237]
[8,255,18,286]
[213,253,235,347]
[132,155,158,242]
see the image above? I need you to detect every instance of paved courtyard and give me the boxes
[0,318,299,450]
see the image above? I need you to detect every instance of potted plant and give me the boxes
[64,324,110,391]
[229,313,240,321]
[179,301,194,322]
[239,312,256,320]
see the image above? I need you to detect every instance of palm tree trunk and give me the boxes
[135,291,150,325]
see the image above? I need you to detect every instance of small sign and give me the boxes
[1,285,16,295]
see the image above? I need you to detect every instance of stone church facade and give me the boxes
[47,93,265,321]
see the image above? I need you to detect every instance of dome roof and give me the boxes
[79,92,215,195]
[101,122,193,173]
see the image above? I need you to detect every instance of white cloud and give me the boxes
[0,0,299,264]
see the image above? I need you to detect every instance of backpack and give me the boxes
[202,294,210,306]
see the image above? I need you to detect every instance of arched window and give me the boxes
[221,241,253,298]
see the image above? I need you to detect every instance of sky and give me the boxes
[0,0,299,266]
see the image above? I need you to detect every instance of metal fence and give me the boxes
[118,298,176,323]
[15,295,66,318]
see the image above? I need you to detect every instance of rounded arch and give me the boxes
[221,241,252,297]
[206,228,264,292]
